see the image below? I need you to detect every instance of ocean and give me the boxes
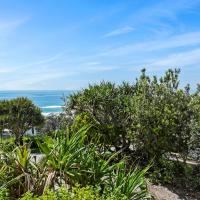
[0,90,73,115]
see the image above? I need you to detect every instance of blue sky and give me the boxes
[0,0,200,90]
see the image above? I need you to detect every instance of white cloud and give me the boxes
[103,26,134,38]
[84,62,101,66]
[0,70,76,90]
[0,66,16,73]
[149,48,200,68]
[20,52,65,69]
[0,17,29,38]
[127,48,200,72]
[78,61,118,72]
[101,31,200,56]
[130,0,200,26]
[83,65,117,72]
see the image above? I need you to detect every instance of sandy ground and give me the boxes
[149,184,198,200]
[149,184,182,200]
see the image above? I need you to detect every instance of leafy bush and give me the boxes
[0,188,9,200]
[0,97,44,143]
[20,186,100,200]
[105,165,151,199]
[148,158,179,184]
[20,183,150,200]
[37,126,131,188]
[66,81,134,150]
[0,126,150,199]
[1,68,200,199]
[66,69,200,165]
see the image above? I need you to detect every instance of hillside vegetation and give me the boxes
[0,69,199,199]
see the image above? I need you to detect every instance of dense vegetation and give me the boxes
[0,127,150,199]
[65,68,200,197]
[0,97,44,143]
[66,69,200,163]
[0,68,199,199]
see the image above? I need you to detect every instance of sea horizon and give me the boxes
[0,90,74,115]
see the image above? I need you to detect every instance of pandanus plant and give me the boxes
[106,164,151,200]
[37,126,151,199]
[37,126,90,188]
[0,145,35,197]
[0,126,151,199]
[0,144,49,198]
[37,126,121,188]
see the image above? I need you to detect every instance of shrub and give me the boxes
[20,186,99,200]
[0,188,9,200]
[0,97,44,143]
[66,69,200,164]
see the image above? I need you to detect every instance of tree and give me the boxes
[0,97,44,143]
[129,69,196,162]
[65,81,135,150]
[65,69,200,163]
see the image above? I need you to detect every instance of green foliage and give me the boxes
[66,185,100,200]
[106,165,151,199]
[1,68,200,199]
[0,144,39,198]
[37,126,90,186]
[71,112,96,133]
[0,97,44,142]
[20,183,150,200]
[67,81,134,149]
[0,127,150,199]
[20,186,100,200]
[66,69,200,164]
[0,188,9,200]
[37,126,124,187]
[188,91,200,158]
[148,156,200,198]
[130,69,196,162]
[22,135,44,153]
[148,158,178,184]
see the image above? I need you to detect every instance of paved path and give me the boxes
[169,157,200,165]
[168,153,200,166]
